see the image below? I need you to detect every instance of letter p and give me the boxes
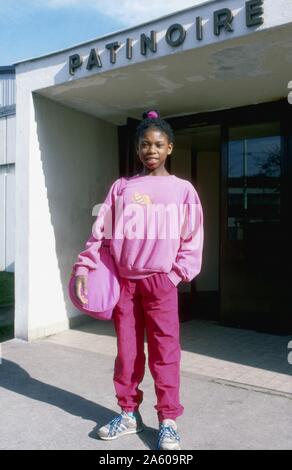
[69,54,83,76]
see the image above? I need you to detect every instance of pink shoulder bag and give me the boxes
[68,177,127,320]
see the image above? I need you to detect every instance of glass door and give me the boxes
[220,122,287,332]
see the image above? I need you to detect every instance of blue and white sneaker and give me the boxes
[97,410,144,440]
[157,419,181,450]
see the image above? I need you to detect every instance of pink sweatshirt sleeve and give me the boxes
[167,183,204,286]
[73,178,121,277]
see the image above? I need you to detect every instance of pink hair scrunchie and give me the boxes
[147,111,159,119]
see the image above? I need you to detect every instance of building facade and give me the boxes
[0,66,16,273]
[13,0,292,340]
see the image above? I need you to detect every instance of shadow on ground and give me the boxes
[0,359,157,450]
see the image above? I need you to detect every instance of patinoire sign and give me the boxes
[69,0,264,75]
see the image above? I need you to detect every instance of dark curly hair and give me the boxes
[134,109,174,146]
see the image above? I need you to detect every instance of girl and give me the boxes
[73,109,204,450]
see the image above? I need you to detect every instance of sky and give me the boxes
[0,0,205,66]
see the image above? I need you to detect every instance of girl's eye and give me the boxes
[141,143,163,147]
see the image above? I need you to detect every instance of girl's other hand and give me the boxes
[75,275,88,305]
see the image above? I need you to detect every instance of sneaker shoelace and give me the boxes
[108,414,123,437]
[157,424,180,449]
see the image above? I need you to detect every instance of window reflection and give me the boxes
[228,137,281,179]
[227,123,281,241]
[228,141,243,178]
[247,138,280,178]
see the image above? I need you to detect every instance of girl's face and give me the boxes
[136,129,173,172]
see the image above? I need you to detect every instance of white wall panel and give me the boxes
[6,115,16,164]
[5,164,15,272]
[0,167,6,271]
[0,118,6,165]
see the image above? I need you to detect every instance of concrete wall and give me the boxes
[15,94,119,340]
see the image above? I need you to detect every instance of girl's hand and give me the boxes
[75,275,88,305]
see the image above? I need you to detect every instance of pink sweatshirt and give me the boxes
[73,174,204,286]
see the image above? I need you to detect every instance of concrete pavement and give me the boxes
[0,319,291,450]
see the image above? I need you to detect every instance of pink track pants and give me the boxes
[112,272,184,422]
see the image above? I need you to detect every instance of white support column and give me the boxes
[14,85,31,340]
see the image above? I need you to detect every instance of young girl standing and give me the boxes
[73,109,204,450]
